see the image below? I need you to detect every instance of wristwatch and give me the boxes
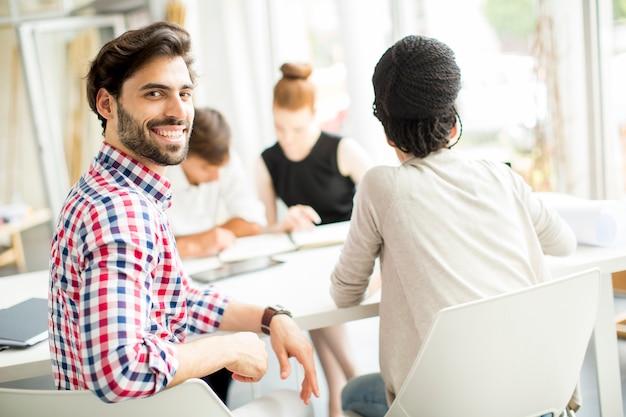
[261,304,292,335]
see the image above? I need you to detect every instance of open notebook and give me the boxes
[189,221,350,282]
[0,297,48,348]
[217,220,351,263]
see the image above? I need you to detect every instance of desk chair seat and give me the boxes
[346,268,601,417]
[0,378,313,417]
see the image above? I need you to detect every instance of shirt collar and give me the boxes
[97,142,173,210]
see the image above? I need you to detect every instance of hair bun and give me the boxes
[280,62,313,80]
[372,35,461,120]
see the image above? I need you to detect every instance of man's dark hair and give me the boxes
[86,21,196,131]
[188,107,231,165]
[372,35,461,158]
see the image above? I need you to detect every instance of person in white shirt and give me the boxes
[330,35,577,417]
[167,107,267,260]
[167,107,268,403]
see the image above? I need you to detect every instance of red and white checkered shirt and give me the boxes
[49,143,230,402]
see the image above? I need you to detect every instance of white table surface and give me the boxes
[0,270,49,383]
[0,244,624,416]
[546,245,626,417]
[186,246,380,331]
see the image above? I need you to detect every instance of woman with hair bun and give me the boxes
[257,62,372,231]
[257,62,372,417]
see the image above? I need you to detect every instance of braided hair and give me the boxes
[372,35,461,158]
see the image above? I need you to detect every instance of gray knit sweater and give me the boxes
[330,149,577,403]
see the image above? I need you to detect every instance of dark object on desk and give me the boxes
[191,256,284,282]
[0,297,48,348]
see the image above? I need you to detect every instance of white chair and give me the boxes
[385,268,601,417]
[344,268,601,417]
[0,378,313,417]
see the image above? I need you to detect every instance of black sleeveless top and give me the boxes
[261,132,356,224]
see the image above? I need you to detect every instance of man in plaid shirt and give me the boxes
[48,21,318,410]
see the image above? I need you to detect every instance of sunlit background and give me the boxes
[0,0,624,217]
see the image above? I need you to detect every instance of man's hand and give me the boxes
[223,332,269,383]
[207,227,237,253]
[175,227,236,259]
[170,331,267,387]
[268,314,320,403]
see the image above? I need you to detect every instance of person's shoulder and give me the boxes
[338,136,370,161]
[63,186,152,236]
[458,155,530,193]
[221,149,245,172]
[475,158,523,181]
[356,165,398,207]
[362,164,396,186]
[104,188,151,212]
[261,142,283,160]
[445,151,515,175]
[337,136,365,151]
[262,141,281,153]
[321,131,342,141]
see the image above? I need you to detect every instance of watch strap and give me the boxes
[261,305,292,335]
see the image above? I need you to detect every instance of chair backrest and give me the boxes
[386,268,601,417]
[0,378,233,417]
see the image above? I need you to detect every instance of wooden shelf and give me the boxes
[0,209,52,274]
[614,271,626,339]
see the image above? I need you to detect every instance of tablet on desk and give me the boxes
[191,256,284,282]
[0,297,48,348]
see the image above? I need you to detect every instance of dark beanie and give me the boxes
[372,35,461,121]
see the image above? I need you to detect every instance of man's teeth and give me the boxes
[155,130,182,138]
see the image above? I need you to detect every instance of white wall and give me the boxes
[0,27,46,210]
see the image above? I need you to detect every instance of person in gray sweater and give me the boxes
[330,35,577,417]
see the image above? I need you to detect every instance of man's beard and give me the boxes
[117,103,191,166]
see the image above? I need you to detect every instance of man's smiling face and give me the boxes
[100,54,195,173]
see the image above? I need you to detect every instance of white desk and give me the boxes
[545,245,626,417]
[184,246,380,331]
[0,244,624,416]
[0,270,49,383]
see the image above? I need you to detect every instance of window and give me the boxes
[612,0,626,195]
[194,0,607,198]
[262,0,594,194]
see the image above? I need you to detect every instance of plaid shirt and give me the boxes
[49,143,230,403]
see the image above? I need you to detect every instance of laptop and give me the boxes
[0,297,48,348]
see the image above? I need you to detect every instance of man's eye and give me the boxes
[147,91,163,97]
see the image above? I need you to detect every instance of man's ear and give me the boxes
[95,88,115,120]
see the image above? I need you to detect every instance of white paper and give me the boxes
[537,193,626,247]
[290,221,351,248]
[218,233,296,263]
